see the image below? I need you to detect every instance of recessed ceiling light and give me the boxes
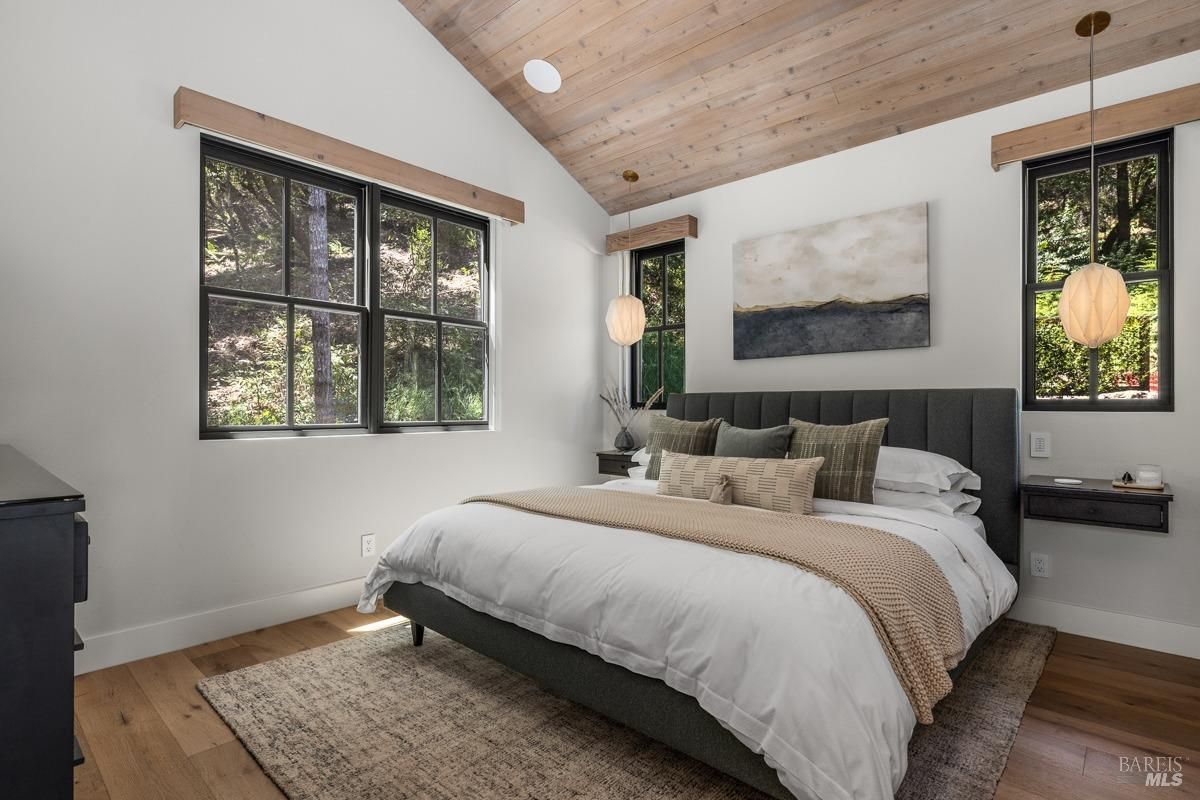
[523,59,562,94]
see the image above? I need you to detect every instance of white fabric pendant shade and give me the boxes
[1058,262,1130,348]
[606,294,646,346]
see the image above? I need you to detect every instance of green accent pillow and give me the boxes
[645,416,721,480]
[787,418,888,504]
[714,421,793,459]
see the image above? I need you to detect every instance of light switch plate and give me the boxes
[1029,431,1051,459]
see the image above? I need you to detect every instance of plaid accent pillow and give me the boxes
[657,452,825,514]
[788,418,888,504]
[645,416,721,480]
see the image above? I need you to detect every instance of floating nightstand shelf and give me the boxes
[596,450,636,477]
[1020,475,1173,533]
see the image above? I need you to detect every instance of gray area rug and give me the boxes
[199,618,1055,800]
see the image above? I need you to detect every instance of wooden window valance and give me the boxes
[606,215,698,254]
[173,87,525,224]
[992,82,1200,170]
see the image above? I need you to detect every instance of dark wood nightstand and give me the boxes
[596,450,636,477]
[1020,475,1174,533]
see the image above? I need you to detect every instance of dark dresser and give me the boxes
[0,446,88,799]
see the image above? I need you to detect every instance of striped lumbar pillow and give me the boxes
[787,418,888,504]
[644,416,721,480]
[657,451,825,515]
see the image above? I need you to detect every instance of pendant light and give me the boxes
[606,170,647,347]
[1058,11,1130,349]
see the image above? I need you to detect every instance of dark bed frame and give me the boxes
[385,388,1020,799]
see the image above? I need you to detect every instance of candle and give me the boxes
[1135,464,1163,486]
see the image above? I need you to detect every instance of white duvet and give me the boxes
[359,479,1017,800]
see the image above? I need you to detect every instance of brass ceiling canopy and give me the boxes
[622,169,639,183]
[1075,10,1111,37]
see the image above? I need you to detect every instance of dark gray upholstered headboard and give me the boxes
[666,388,1020,573]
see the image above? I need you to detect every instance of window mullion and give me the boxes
[435,319,444,424]
[1088,348,1099,402]
[368,184,380,433]
[283,177,294,427]
[431,214,439,318]
[657,327,665,397]
[286,304,295,427]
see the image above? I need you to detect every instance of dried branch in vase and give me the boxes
[599,384,663,429]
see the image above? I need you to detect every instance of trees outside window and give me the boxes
[1023,131,1172,411]
[201,138,489,437]
[631,242,685,408]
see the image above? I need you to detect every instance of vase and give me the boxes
[614,427,635,452]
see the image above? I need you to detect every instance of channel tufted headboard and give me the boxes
[666,388,1020,576]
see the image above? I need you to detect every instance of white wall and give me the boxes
[0,0,610,672]
[605,51,1200,657]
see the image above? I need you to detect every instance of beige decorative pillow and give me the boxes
[788,417,888,504]
[657,452,825,515]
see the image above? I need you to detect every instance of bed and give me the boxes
[359,388,1020,800]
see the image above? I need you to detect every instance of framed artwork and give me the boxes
[733,202,929,359]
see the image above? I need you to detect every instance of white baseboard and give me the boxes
[1010,595,1200,659]
[76,585,1200,675]
[75,578,365,675]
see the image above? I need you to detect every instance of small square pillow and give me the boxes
[657,451,825,514]
[714,421,793,459]
[787,417,888,504]
[645,416,721,480]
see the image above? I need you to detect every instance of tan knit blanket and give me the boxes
[463,488,965,723]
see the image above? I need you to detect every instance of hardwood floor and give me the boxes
[75,613,1199,799]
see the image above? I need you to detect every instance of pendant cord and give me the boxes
[625,184,632,294]
[1088,15,1097,264]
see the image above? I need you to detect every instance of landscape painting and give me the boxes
[733,203,929,359]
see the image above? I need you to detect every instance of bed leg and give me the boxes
[410,622,425,647]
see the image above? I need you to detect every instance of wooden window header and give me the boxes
[992,82,1200,170]
[606,214,698,254]
[173,87,525,224]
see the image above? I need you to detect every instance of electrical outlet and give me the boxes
[361,533,377,559]
[1030,552,1051,578]
[1029,431,1051,459]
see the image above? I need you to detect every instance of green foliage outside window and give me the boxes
[634,247,685,405]
[203,145,487,432]
[1031,149,1164,402]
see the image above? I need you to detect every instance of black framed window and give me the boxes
[1023,130,1173,411]
[631,241,685,408]
[374,191,489,427]
[201,137,489,437]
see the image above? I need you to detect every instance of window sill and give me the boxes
[200,423,492,440]
[1022,401,1174,413]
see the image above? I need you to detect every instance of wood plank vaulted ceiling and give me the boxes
[401,0,1200,215]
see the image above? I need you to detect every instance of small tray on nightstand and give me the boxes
[1020,475,1173,533]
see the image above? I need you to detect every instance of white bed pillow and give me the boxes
[874,487,982,517]
[632,447,651,466]
[874,446,981,495]
[627,465,649,480]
